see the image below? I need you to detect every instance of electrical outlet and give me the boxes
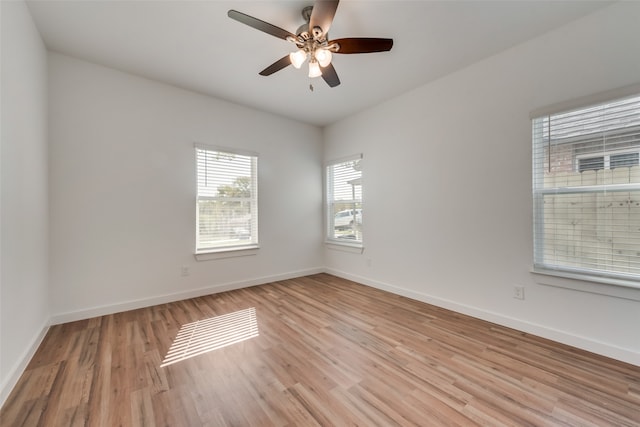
[513,286,525,300]
[181,265,190,277]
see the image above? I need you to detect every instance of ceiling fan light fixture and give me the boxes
[308,60,322,78]
[228,2,394,88]
[290,49,307,69]
[314,48,332,67]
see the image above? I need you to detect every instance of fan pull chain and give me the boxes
[309,83,314,92]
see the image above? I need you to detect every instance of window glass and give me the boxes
[195,145,258,252]
[326,156,363,245]
[611,152,639,169]
[578,156,604,172]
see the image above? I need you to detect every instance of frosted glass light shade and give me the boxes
[289,49,306,69]
[308,61,322,78]
[314,49,332,67]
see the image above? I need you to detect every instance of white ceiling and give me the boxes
[26,0,611,127]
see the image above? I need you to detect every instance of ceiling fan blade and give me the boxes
[259,55,292,76]
[309,0,339,39]
[228,10,296,41]
[331,38,394,54]
[321,63,340,88]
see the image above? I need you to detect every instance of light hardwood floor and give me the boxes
[1,274,639,426]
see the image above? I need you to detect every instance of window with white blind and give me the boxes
[532,93,640,285]
[195,144,258,253]
[326,155,363,246]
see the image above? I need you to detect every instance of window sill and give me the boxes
[195,245,259,261]
[325,241,364,254]
[531,267,640,301]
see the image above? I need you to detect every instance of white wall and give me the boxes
[0,0,50,404]
[324,1,640,365]
[48,53,324,321]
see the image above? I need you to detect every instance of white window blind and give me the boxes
[195,144,258,253]
[532,94,640,283]
[326,155,363,245]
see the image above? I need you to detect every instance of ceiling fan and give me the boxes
[228,0,393,88]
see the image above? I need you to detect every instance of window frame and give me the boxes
[531,89,640,289]
[325,154,364,249]
[194,143,259,255]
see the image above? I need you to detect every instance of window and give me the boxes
[326,155,363,246]
[195,144,258,253]
[577,151,639,172]
[532,93,640,283]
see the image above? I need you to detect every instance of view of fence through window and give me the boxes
[533,94,640,280]
[196,146,258,252]
[327,157,362,244]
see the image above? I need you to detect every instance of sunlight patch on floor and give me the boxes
[161,307,259,367]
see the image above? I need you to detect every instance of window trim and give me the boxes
[325,154,364,248]
[531,268,640,301]
[194,143,259,255]
[531,266,640,291]
[194,246,259,262]
[530,83,640,119]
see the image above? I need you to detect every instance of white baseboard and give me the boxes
[50,267,325,325]
[325,268,640,367]
[0,319,50,409]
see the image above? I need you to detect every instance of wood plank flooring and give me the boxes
[1,273,639,426]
